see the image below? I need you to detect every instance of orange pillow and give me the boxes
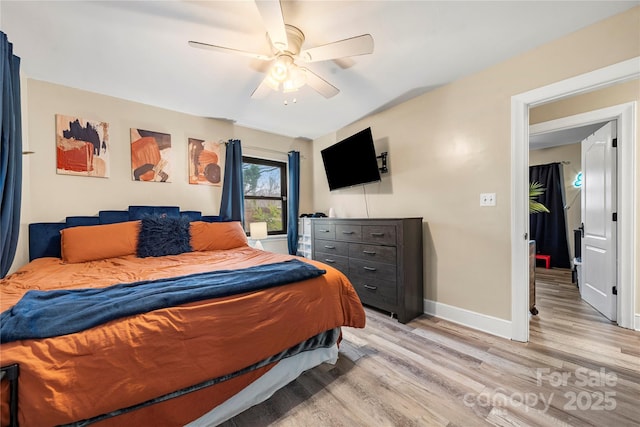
[61,221,140,263]
[190,221,248,251]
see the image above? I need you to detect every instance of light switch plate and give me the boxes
[480,193,496,206]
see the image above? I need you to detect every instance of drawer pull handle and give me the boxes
[324,259,335,263]
[342,231,355,235]
[370,232,385,237]
[324,245,336,249]
[363,266,377,272]
[319,229,330,233]
[364,284,377,290]
[363,250,376,255]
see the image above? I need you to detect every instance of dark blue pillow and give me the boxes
[137,215,192,258]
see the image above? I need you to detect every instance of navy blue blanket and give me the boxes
[0,259,325,344]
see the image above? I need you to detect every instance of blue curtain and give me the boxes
[0,32,22,278]
[530,162,570,268]
[287,151,300,255]
[219,139,244,223]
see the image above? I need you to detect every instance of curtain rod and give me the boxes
[217,140,305,158]
[531,160,571,166]
[239,144,306,159]
[243,145,289,155]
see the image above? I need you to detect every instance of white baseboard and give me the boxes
[424,299,512,340]
[423,303,640,337]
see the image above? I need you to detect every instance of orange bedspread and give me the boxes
[0,248,365,426]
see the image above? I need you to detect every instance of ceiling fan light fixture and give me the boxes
[270,55,293,82]
[282,80,299,93]
[263,74,281,91]
[283,66,306,93]
[190,1,374,102]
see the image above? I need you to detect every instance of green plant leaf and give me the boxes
[529,181,550,214]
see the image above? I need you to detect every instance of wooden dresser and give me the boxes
[311,218,423,323]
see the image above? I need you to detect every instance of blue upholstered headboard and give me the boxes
[29,205,222,261]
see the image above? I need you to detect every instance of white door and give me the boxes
[581,121,617,321]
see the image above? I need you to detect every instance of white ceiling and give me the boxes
[2,1,637,140]
[530,122,607,150]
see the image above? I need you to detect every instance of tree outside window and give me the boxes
[242,157,287,235]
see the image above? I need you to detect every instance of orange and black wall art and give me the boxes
[130,128,172,182]
[56,114,110,178]
[188,138,221,186]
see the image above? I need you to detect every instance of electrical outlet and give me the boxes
[480,193,496,206]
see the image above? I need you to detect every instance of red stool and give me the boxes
[535,254,551,269]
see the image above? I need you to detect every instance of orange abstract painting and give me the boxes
[131,129,171,182]
[56,115,109,178]
[188,138,221,186]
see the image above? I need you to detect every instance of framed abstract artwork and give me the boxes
[130,128,172,182]
[56,114,110,178]
[188,138,221,186]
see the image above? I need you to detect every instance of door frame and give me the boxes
[511,57,639,342]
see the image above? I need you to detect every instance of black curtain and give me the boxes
[530,162,570,268]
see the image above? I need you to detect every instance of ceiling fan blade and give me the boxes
[250,75,274,99]
[188,41,272,61]
[255,0,288,51]
[302,68,339,98]
[300,34,373,63]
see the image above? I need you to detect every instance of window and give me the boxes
[242,156,287,235]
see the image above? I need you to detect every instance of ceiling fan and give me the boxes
[188,0,374,99]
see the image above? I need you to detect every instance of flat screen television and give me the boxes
[321,127,381,191]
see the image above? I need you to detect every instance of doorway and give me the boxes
[529,120,617,322]
[510,57,638,342]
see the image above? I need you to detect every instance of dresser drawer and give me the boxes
[349,243,397,264]
[363,225,396,246]
[336,224,362,242]
[314,223,335,240]
[315,253,349,274]
[314,239,349,256]
[349,259,397,283]
[350,276,397,307]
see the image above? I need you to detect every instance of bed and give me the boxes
[0,206,366,427]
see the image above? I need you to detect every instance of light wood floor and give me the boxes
[221,269,640,426]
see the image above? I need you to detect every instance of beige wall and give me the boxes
[26,79,232,221]
[11,79,311,272]
[313,7,639,322]
[529,143,582,259]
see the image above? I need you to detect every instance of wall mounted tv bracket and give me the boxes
[377,152,388,173]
